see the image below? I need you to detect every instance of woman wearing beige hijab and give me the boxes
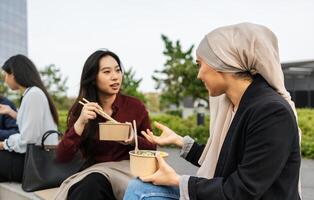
[123,23,301,200]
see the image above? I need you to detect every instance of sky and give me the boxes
[27,0,314,97]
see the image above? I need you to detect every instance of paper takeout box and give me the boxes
[99,122,131,141]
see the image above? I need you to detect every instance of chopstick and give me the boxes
[82,98,118,123]
[78,98,118,123]
[133,120,139,154]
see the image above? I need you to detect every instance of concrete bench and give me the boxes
[0,182,40,200]
[0,183,58,200]
[0,147,196,200]
[7,149,314,200]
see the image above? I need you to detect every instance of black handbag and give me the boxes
[22,130,84,192]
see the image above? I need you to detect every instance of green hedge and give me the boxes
[297,109,314,159]
[150,114,209,144]
[58,109,314,159]
[58,110,68,133]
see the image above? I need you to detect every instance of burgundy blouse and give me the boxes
[56,93,156,163]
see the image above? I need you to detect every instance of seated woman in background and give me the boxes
[55,49,155,200]
[0,96,19,140]
[0,55,58,182]
[124,23,301,200]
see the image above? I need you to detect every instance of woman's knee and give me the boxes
[127,178,146,191]
[71,173,108,192]
[68,173,115,200]
[79,173,112,192]
[82,173,107,184]
[125,179,180,200]
[124,179,149,199]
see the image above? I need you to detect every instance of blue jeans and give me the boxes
[123,178,180,200]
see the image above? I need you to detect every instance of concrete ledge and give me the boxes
[0,182,58,200]
[0,183,41,200]
[1,149,313,200]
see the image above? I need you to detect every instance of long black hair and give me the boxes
[68,50,123,161]
[2,55,59,125]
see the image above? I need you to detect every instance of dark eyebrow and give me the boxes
[100,65,119,71]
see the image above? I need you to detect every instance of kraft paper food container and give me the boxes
[129,150,169,177]
[99,122,131,141]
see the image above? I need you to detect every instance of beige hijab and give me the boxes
[195,22,300,179]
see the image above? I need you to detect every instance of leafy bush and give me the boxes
[298,109,314,159]
[164,109,182,117]
[58,109,314,159]
[58,110,68,133]
[150,114,209,144]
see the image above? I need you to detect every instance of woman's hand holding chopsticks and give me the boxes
[80,98,118,123]
[74,102,104,136]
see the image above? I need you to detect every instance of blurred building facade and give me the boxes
[282,60,314,108]
[0,0,28,65]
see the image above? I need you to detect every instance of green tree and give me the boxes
[152,35,208,108]
[145,92,160,113]
[121,67,146,102]
[0,72,10,96]
[0,72,19,104]
[40,64,70,110]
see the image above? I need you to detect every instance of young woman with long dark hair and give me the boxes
[55,49,155,200]
[0,55,58,182]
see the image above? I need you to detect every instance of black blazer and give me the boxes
[0,97,19,140]
[186,75,301,200]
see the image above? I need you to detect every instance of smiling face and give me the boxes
[196,57,227,97]
[96,55,123,96]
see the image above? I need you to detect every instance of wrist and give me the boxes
[175,136,184,148]
[172,174,181,187]
[9,109,17,119]
[0,142,4,150]
[74,120,85,136]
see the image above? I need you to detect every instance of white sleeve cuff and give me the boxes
[3,140,11,151]
[180,136,195,159]
[179,175,191,200]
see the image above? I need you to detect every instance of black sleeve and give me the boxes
[0,99,19,140]
[185,142,206,167]
[188,102,299,200]
[0,128,18,140]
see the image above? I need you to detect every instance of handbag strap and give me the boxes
[41,130,63,148]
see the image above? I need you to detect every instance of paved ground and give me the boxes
[160,147,314,200]
[300,159,314,200]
